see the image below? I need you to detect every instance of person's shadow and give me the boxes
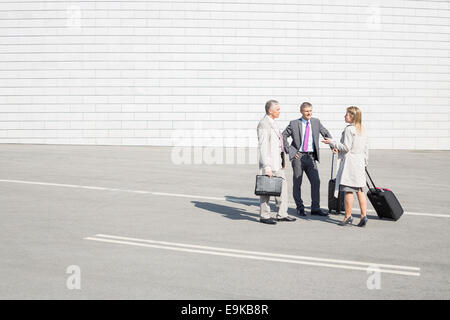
[286,208,379,225]
[191,201,260,222]
[224,196,261,206]
[285,207,344,225]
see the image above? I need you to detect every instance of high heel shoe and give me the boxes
[338,215,353,226]
[357,216,368,227]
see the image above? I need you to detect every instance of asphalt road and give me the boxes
[0,144,449,299]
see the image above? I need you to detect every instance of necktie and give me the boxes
[303,121,310,152]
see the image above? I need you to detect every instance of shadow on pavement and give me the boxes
[224,196,259,206]
[286,207,342,225]
[192,201,260,222]
[194,196,380,225]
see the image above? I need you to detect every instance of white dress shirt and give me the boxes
[300,118,314,152]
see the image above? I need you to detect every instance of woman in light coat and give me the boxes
[322,106,369,227]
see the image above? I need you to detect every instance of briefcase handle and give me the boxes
[260,174,285,180]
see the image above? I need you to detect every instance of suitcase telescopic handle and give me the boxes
[365,167,377,189]
[331,153,335,179]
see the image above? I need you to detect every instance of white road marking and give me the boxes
[84,234,421,277]
[0,179,224,201]
[94,234,420,271]
[0,178,447,218]
[398,211,450,218]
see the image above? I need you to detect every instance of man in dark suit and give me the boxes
[282,102,332,217]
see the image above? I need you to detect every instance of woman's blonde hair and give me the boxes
[347,106,362,135]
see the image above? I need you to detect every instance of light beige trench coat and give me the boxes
[330,125,369,197]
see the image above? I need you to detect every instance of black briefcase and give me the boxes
[255,175,283,197]
[328,153,345,214]
[366,168,404,221]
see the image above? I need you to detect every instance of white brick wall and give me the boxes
[0,0,449,149]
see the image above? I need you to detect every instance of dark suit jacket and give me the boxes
[282,117,332,162]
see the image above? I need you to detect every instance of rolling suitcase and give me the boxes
[366,168,404,221]
[328,153,345,214]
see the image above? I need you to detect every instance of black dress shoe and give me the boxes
[260,218,277,225]
[311,209,329,216]
[297,208,307,217]
[276,216,297,222]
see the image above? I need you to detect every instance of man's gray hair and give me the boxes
[300,102,312,111]
[265,99,279,114]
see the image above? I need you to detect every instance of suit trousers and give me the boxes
[259,169,288,219]
[292,153,320,211]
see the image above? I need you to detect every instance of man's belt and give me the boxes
[299,151,315,155]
